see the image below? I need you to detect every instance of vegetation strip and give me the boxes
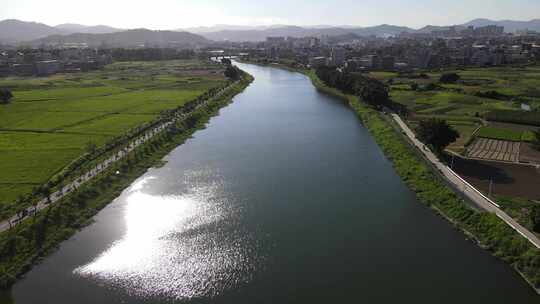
[0,72,253,289]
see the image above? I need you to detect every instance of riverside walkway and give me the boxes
[391,113,540,249]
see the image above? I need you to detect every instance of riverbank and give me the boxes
[299,69,540,293]
[0,73,253,290]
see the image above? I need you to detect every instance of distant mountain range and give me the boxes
[194,24,414,42]
[416,19,540,34]
[178,19,540,42]
[1,18,540,45]
[0,19,67,43]
[0,19,122,43]
[463,18,540,33]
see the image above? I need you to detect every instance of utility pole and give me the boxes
[488,179,493,198]
[451,154,455,169]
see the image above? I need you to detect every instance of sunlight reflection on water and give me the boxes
[75,176,263,300]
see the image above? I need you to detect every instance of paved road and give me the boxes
[392,113,540,249]
[0,81,239,233]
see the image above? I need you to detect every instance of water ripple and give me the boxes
[75,176,264,300]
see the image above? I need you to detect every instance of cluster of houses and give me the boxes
[2,24,540,77]
[0,48,112,77]
[244,25,540,72]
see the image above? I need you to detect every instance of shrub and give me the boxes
[440,73,460,84]
[0,88,13,104]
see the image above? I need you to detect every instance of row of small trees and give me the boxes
[106,48,196,62]
[315,66,390,108]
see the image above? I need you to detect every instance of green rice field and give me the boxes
[476,126,524,142]
[0,60,226,204]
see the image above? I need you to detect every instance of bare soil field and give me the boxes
[466,138,519,162]
[453,157,540,200]
[520,143,540,164]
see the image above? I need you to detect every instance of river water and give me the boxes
[11,63,538,303]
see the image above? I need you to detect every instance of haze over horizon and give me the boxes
[2,0,540,30]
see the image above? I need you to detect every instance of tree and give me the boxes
[224,65,241,80]
[0,88,13,104]
[410,83,419,91]
[15,196,27,221]
[422,83,439,91]
[86,141,97,154]
[415,118,459,152]
[439,72,460,84]
[357,79,390,107]
[32,199,39,216]
[221,58,232,65]
[15,195,25,210]
[534,129,540,151]
[532,205,540,233]
[41,186,51,204]
[0,207,12,228]
[315,66,389,107]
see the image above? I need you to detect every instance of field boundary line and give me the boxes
[445,167,501,208]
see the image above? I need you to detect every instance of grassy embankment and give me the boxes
[0,72,253,289]
[303,69,540,293]
[0,60,226,210]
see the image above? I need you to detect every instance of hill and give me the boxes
[181,24,273,33]
[27,29,210,48]
[55,23,122,34]
[349,24,415,37]
[0,19,67,43]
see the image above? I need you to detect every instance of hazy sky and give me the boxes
[2,0,540,29]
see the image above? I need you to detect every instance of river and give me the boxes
[10,63,539,303]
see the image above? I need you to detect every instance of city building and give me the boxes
[330,47,346,66]
[35,60,62,76]
[381,56,395,70]
[309,56,327,68]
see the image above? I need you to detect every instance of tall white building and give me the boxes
[330,47,346,66]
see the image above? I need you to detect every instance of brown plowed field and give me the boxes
[520,143,540,164]
[453,158,540,200]
[466,138,519,162]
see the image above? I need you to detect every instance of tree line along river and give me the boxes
[7,62,539,303]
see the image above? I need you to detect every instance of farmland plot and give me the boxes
[466,138,520,162]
